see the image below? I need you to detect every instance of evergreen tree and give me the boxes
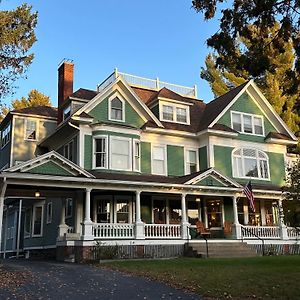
[0,89,51,121]
[0,3,38,99]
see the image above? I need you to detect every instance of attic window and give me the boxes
[25,120,37,141]
[160,102,190,124]
[231,111,264,136]
[109,97,124,121]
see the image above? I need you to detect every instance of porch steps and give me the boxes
[186,241,259,258]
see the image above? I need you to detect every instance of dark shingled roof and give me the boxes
[12,106,57,118]
[210,123,238,133]
[79,112,93,119]
[70,88,98,100]
[265,132,294,141]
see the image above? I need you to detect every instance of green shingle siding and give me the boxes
[214,145,233,178]
[89,96,145,128]
[218,92,277,143]
[199,146,208,170]
[141,142,151,174]
[28,161,73,176]
[195,175,226,187]
[84,135,92,170]
[167,145,184,176]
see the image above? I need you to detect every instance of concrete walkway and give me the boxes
[0,260,201,300]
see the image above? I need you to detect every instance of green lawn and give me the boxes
[101,256,300,299]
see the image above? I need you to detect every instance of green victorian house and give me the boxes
[0,61,299,261]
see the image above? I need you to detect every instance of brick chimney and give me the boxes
[58,60,74,124]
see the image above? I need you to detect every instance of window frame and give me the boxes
[151,144,167,176]
[24,119,38,141]
[185,148,199,175]
[133,139,141,172]
[232,147,270,180]
[63,105,71,121]
[32,204,44,237]
[109,136,132,172]
[63,139,74,162]
[1,123,11,148]
[159,101,190,125]
[108,95,125,122]
[231,111,264,136]
[93,135,108,169]
[46,202,52,224]
[24,208,32,238]
[65,198,73,219]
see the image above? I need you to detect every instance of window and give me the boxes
[64,140,74,161]
[231,111,264,135]
[232,148,270,179]
[186,149,198,174]
[133,140,140,172]
[152,145,166,175]
[160,102,189,124]
[63,105,71,120]
[65,198,73,218]
[153,200,166,224]
[94,136,107,168]
[162,105,173,121]
[25,120,37,140]
[206,200,222,228]
[96,199,111,223]
[110,97,124,121]
[46,202,52,224]
[110,137,131,171]
[32,205,43,237]
[1,123,11,147]
[169,199,182,224]
[24,208,31,237]
[176,107,187,123]
[116,199,129,223]
[187,200,200,225]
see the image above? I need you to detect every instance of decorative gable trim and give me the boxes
[6,151,94,178]
[184,168,241,188]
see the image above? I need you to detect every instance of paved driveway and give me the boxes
[0,260,201,300]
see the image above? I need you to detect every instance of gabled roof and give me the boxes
[6,151,94,178]
[11,106,58,118]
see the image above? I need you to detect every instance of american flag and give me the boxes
[243,181,255,212]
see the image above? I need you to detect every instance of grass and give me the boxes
[101,256,300,299]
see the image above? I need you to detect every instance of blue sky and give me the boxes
[2,0,220,106]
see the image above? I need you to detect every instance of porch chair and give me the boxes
[223,220,233,238]
[195,220,211,238]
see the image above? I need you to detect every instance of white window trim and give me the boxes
[93,135,108,169]
[109,135,132,172]
[232,147,270,181]
[184,148,199,175]
[24,118,38,141]
[133,139,141,172]
[230,111,265,136]
[63,105,71,121]
[65,198,73,219]
[24,208,31,238]
[46,202,52,224]
[151,144,167,176]
[159,101,190,125]
[1,123,11,148]
[108,94,125,122]
[31,204,44,238]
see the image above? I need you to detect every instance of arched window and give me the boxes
[110,97,124,121]
[232,148,269,179]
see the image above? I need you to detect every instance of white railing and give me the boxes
[287,227,300,239]
[97,69,197,98]
[144,224,182,239]
[93,223,135,239]
[241,226,281,239]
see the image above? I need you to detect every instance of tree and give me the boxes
[0,89,51,121]
[0,3,38,99]
[192,0,300,93]
[283,159,300,227]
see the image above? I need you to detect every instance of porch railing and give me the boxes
[241,225,280,239]
[144,224,181,239]
[93,223,135,239]
[287,227,300,239]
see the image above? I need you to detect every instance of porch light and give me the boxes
[196,198,200,202]
[35,190,40,198]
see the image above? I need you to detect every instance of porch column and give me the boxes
[181,193,190,239]
[232,195,242,239]
[58,198,68,238]
[16,199,22,258]
[135,190,145,239]
[278,198,288,240]
[0,181,7,254]
[82,188,94,240]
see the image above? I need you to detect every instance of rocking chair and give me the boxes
[196,220,211,238]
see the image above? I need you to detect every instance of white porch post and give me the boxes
[278,198,288,240]
[0,180,7,254]
[135,190,145,239]
[232,195,242,239]
[16,199,22,258]
[82,188,94,240]
[181,193,190,239]
[58,198,68,238]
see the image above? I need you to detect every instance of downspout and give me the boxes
[0,177,7,255]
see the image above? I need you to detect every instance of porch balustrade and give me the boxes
[241,225,281,239]
[93,223,135,239]
[144,224,182,239]
[287,227,300,239]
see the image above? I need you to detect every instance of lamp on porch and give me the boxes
[35,190,40,198]
[196,198,200,202]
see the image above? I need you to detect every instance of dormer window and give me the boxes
[160,102,190,124]
[110,97,124,121]
[231,111,264,136]
[63,105,71,120]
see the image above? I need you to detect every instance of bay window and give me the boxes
[110,137,131,171]
[94,136,107,168]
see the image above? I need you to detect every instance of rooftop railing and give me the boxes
[97,68,197,98]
